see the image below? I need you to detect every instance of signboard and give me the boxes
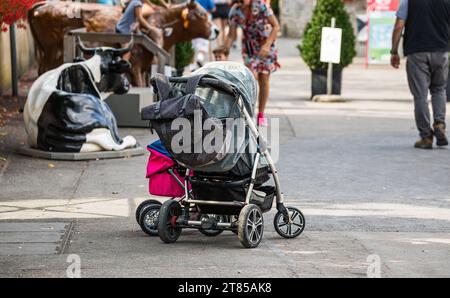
[320,27,342,64]
[366,0,399,65]
[367,0,399,11]
[367,11,397,64]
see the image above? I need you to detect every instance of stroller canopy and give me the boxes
[191,61,257,117]
[143,62,259,176]
[190,62,258,175]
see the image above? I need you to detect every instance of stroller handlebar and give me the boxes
[151,76,240,99]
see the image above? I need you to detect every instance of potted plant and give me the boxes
[298,0,356,98]
[271,0,280,17]
[174,41,194,77]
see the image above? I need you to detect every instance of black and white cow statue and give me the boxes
[24,38,137,152]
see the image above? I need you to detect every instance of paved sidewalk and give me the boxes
[1,38,449,278]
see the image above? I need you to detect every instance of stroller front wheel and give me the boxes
[238,204,264,248]
[135,199,162,223]
[274,206,305,239]
[157,200,182,243]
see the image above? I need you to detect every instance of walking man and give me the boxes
[391,0,450,149]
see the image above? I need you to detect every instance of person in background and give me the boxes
[116,0,169,61]
[391,0,450,149]
[212,0,231,46]
[196,0,216,12]
[225,0,280,127]
[141,0,171,18]
[116,0,169,35]
[191,0,216,70]
[213,45,230,61]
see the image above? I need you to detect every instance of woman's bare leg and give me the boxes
[258,73,270,114]
[221,18,228,45]
[213,18,223,46]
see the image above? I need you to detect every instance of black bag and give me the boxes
[142,74,226,167]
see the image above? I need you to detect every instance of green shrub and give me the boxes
[271,0,279,16]
[298,0,356,70]
[175,41,194,70]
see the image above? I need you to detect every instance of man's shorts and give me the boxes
[212,4,230,20]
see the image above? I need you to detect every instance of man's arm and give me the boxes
[391,0,408,68]
[391,18,405,69]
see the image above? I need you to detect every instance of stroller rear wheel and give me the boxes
[238,204,264,248]
[157,200,182,243]
[139,204,161,236]
[274,206,305,239]
[135,199,162,223]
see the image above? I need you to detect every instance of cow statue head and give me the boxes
[77,37,133,95]
[184,0,219,41]
[23,40,137,153]
[160,0,219,48]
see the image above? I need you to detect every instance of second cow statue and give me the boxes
[24,38,138,153]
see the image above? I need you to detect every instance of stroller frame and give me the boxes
[183,98,286,215]
[150,76,305,248]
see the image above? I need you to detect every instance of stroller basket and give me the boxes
[189,166,272,215]
[190,180,275,215]
[191,165,270,189]
[250,186,276,212]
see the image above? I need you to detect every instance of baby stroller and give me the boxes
[140,62,305,248]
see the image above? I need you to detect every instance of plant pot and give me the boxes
[311,68,343,99]
[175,67,184,77]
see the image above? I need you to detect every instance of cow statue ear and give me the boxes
[181,8,190,29]
[77,36,96,56]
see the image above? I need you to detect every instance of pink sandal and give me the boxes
[257,112,268,127]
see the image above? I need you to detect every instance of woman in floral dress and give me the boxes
[225,0,280,126]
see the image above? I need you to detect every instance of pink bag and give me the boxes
[146,147,190,197]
